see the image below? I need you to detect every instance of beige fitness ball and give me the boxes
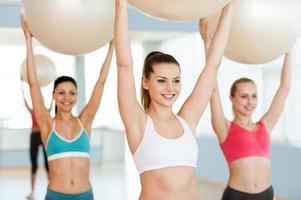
[207,0,298,64]
[21,0,114,55]
[128,0,231,21]
[21,54,57,87]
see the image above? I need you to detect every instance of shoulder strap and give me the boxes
[76,118,83,129]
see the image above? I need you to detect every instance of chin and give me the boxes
[161,102,174,108]
[243,112,253,116]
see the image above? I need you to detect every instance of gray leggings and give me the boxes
[222,186,274,200]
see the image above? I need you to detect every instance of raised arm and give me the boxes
[210,83,229,142]
[20,15,52,136]
[80,40,114,133]
[114,0,146,152]
[200,19,229,142]
[261,51,291,133]
[21,82,32,113]
[178,2,233,131]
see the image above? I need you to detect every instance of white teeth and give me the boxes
[163,94,174,98]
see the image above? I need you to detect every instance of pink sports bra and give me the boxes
[220,121,270,163]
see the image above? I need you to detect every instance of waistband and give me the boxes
[223,185,274,199]
[45,188,94,200]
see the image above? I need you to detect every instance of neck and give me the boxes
[147,103,174,120]
[55,111,73,121]
[234,115,253,126]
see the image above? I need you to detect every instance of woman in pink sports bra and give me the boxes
[205,23,292,199]
[115,0,233,199]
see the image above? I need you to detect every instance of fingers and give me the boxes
[20,14,33,38]
[199,18,208,31]
[199,17,212,42]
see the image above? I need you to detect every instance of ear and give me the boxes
[229,95,234,104]
[142,76,149,90]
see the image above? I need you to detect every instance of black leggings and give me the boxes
[222,186,274,200]
[30,131,49,174]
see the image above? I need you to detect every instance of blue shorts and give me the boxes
[45,188,94,200]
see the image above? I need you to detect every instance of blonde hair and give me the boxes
[230,77,255,97]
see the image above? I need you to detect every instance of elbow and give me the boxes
[116,59,132,69]
[280,84,290,96]
[97,78,106,86]
[282,82,291,92]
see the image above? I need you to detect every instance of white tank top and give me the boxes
[133,115,198,174]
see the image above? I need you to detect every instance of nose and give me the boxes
[166,81,173,92]
[247,97,254,105]
[63,93,70,100]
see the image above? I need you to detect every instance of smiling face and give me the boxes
[53,81,78,113]
[230,81,258,117]
[143,63,181,108]
[140,51,181,111]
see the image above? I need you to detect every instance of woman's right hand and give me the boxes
[20,14,32,39]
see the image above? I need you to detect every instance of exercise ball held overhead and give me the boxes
[21,0,114,55]
[207,0,297,64]
[21,54,57,87]
[128,0,231,21]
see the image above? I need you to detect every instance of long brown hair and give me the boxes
[141,51,180,111]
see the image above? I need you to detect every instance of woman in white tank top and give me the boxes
[114,0,234,199]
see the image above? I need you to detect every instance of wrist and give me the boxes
[116,0,127,6]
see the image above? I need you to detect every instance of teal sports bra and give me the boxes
[45,118,90,161]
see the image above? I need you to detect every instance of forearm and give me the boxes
[98,41,114,84]
[115,0,133,68]
[206,2,233,67]
[280,52,291,89]
[25,37,38,86]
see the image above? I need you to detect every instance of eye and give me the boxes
[174,79,181,84]
[157,79,166,83]
[252,95,257,98]
[70,91,77,95]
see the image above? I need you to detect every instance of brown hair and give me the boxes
[53,76,77,114]
[141,51,180,111]
[230,77,255,97]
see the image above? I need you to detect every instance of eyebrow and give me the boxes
[240,93,257,95]
[55,89,77,92]
[157,76,181,79]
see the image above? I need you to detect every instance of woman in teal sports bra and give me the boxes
[21,15,114,200]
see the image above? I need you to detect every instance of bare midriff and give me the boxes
[228,157,271,193]
[139,166,198,200]
[48,157,91,194]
